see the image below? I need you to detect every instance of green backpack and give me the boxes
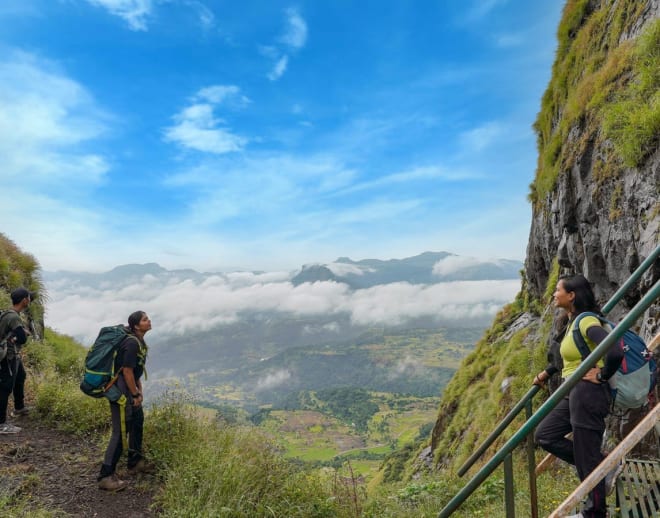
[80,325,131,401]
[0,309,14,362]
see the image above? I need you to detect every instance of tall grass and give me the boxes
[602,18,660,167]
[25,330,108,434]
[146,392,358,517]
[362,449,579,517]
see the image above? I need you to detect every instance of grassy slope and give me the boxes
[530,0,659,207]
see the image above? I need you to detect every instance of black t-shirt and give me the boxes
[115,335,146,381]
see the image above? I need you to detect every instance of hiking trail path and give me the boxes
[1,414,156,517]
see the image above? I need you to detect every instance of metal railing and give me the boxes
[438,244,660,517]
[549,403,660,517]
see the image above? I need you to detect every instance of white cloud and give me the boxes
[463,0,508,21]
[346,280,517,326]
[332,199,422,225]
[86,0,153,31]
[458,121,503,152]
[0,50,110,196]
[255,369,292,391]
[45,272,519,345]
[225,270,292,286]
[322,321,340,332]
[326,262,374,277]
[268,55,289,81]
[196,85,250,107]
[433,256,483,276]
[162,153,358,227]
[163,85,249,154]
[337,165,478,196]
[263,8,307,81]
[86,0,216,30]
[280,8,307,50]
[389,355,426,379]
[495,32,524,48]
[185,0,215,29]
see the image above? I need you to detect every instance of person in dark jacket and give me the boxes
[98,310,154,491]
[533,275,624,518]
[0,287,33,434]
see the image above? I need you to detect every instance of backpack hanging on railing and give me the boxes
[573,312,656,410]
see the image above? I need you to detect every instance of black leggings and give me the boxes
[535,380,610,518]
[0,357,25,423]
[98,398,144,479]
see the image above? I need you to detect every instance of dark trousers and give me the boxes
[535,380,610,518]
[0,357,25,423]
[99,397,144,479]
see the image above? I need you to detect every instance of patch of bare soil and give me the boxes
[0,414,157,517]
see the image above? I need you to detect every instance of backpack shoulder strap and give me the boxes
[572,311,602,361]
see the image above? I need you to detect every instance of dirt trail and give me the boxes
[0,414,156,517]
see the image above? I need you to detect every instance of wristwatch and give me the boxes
[132,392,141,398]
[596,371,605,383]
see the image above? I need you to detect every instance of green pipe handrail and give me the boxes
[457,385,541,476]
[457,245,660,478]
[437,275,660,517]
[601,246,660,314]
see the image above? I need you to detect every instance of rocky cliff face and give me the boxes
[525,149,659,332]
[525,0,660,338]
[424,0,659,473]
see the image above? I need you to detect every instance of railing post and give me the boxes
[525,400,538,518]
[504,453,515,517]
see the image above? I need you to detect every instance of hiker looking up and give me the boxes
[98,310,154,491]
[0,287,33,434]
[533,275,624,518]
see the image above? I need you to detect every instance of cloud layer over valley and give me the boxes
[44,258,520,346]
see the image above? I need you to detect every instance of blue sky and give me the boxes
[0,0,564,272]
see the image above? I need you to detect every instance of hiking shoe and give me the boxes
[605,461,624,495]
[0,423,21,434]
[11,406,30,417]
[98,473,128,491]
[127,459,156,475]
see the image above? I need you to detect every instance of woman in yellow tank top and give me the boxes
[533,275,623,518]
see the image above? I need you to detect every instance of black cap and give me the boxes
[11,287,36,305]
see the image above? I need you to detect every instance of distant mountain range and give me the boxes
[44,251,522,289]
[292,251,521,288]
